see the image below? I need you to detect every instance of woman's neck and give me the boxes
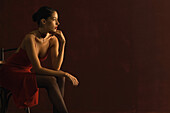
[38,27,49,38]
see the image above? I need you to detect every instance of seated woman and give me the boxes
[0,6,79,113]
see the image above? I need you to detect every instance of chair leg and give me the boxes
[25,107,30,113]
[0,87,31,113]
[0,88,5,113]
[0,87,10,113]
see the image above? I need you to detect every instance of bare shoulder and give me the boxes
[24,30,37,41]
[21,33,36,49]
[23,33,36,43]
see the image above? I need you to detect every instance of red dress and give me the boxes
[0,48,47,108]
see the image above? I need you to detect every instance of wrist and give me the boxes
[59,42,65,49]
[58,70,68,77]
[64,72,70,78]
[60,40,66,45]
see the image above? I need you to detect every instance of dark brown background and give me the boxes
[1,0,170,113]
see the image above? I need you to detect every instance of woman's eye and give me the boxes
[54,19,58,22]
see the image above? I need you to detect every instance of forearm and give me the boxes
[53,42,65,70]
[34,66,67,77]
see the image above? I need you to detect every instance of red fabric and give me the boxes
[0,48,47,108]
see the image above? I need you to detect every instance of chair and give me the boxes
[0,48,31,113]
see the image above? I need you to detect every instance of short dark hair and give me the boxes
[32,6,56,26]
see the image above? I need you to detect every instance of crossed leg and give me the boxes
[36,75,67,113]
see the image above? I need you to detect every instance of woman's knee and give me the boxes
[42,76,59,89]
[48,76,57,84]
[57,77,65,83]
[36,75,60,89]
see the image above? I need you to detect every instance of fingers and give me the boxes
[55,30,63,35]
[55,30,61,34]
[50,30,62,36]
[69,76,79,86]
[53,30,65,43]
[65,73,79,86]
[72,77,79,86]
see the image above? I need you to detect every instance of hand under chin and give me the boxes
[49,30,56,34]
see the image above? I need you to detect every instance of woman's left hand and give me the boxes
[51,30,66,43]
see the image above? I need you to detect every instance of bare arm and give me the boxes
[23,34,78,86]
[23,34,66,77]
[49,30,79,85]
[50,36,65,70]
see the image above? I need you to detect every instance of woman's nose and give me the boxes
[56,20,60,25]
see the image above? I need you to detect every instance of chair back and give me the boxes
[0,48,4,61]
[0,48,17,61]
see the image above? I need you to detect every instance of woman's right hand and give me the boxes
[65,73,79,86]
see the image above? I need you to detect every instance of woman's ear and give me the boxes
[40,19,46,25]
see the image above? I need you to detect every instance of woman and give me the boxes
[0,6,79,113]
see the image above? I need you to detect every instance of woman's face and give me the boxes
[44,11,60,33]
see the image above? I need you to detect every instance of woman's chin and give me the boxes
[49,29,56,33]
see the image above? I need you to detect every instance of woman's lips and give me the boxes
[55,27,58,29]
